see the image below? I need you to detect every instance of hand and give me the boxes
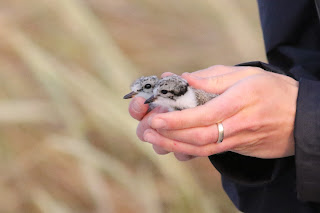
[144,65,298,159]
[128,75,196,161]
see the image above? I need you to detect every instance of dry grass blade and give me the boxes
[135,167,162,213]
[32,189,73,213]
[47,135,136,190]
[47,134,159,212]
[80,163,115,213]
[203,0,265,62]
[1,25,84,138]
[0,100,57,124]
[43,0,138,92]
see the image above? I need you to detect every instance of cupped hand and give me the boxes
[128,74,196,161]
[144,65,298,159]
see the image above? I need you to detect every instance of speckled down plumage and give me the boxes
[193,88,218,106]
[150,75,219,111]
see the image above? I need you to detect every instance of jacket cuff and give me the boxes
[208,152,294,185]
[295,78,320,202]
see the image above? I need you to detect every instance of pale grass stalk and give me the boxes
[136,167,163,213]
[47,135,140,196]
[32,189,73,213]
[156,156,219,213]
[1,25,84,138]
[80,163,115,213]
[0,182,22,213]
[201,0,265,62]
[0,62,37,99]
[42,0,138,92]
[0,142,51,183]
[0,100,57,124]
[49,135,187,213]
[53,67,140,138]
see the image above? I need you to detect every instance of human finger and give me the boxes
[152,144,170,155]
[147,126,278,158]
[149,89,245,130]
[143,129,230,156]
[156,120,235,146]
[161,72,175,78]
[129,96,150,121]
[173,153,196,161]
[155,99,261,146]
[136,106,168,141]
[185,65,238,78]
[182,66,263,94]
[153,140,195,161]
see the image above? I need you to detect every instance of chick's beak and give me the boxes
[144,95,156,104]
[123,91,137,99]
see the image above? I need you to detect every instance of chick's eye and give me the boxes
[144,84,151,89]
[161,90,168,94]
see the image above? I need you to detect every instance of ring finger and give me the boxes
[155,118,239,146]
[143,129,230,156]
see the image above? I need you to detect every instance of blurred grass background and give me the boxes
[0,0,266,212]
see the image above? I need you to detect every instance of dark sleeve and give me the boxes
[210,0,320,203]
[257,0,320,79]
[209,0,320,206]
[257,0,320,203]
[295,79,320,203]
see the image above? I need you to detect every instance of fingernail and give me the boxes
[132,100,142,113]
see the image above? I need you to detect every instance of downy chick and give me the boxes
[145,75,218,111]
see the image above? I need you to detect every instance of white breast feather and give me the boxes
[152,88,197,111]
[152,97,176,111]
[175,89,197,109]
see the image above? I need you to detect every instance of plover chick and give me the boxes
[123,76,158,99]
[123,76,159,111]
[144,75,218,111]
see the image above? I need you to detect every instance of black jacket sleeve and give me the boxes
[295,79,320,202]
[258,0,320,203]
[209,0,320,208]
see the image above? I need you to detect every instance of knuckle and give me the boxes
[197,131,214,145]
[158,137,175,153]
[210,65,226,71]
[136,120,150,141]
[210,75,224,87]
[248,66,264,74]
[136,124,145,141]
